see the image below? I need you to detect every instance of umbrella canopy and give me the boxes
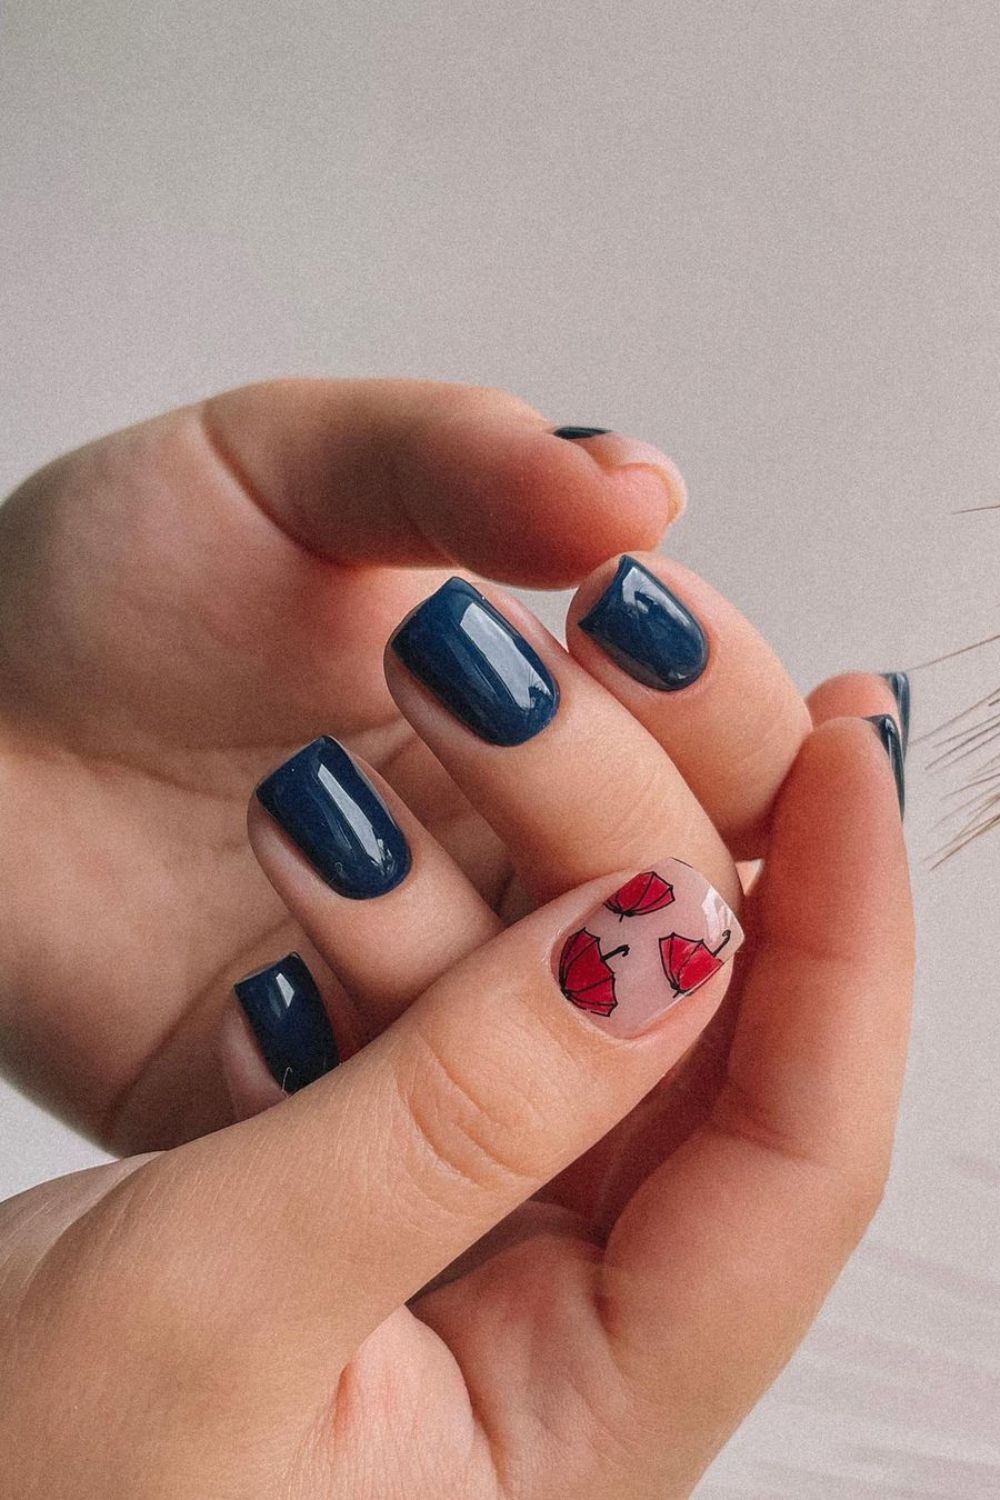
[558,928,629,1015]
[604,871,675,920]
[659,930,731,997]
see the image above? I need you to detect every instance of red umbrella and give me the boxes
[559,928,629,1015]
[604,871,675,921]
[659,930,732,997]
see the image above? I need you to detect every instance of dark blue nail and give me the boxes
[865,714,905,818]
[390,577,559,746]
[578,555,708,691]
[234,952,339,1094]
[553,426,610,439]
[256,736,410,899]
[880,671,910,756]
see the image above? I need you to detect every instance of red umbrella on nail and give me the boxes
[605,871,675,921]
[559,928,629,1015]
[659,930,731,997]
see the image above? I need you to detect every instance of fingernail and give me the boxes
[390,577,559,746]
[553,428,686,519]
[234,952,339,1093]
[578,554,708,691]
[880,671,910,756]
[556,860,743,1039]
[864,714,906,817]
[256,736,411,898]
[553,426,611,439]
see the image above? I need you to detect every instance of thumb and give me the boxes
[156,856,742,1363]
[201,377,684,586]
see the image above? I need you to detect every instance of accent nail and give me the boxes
[556,860,743,1039]
[880,671,910,756]
[578,554,708,691]
[553,426,611,439]
[234,952,339,1093]
[865,714,906,817]
[256,736,411,899]
[390,577,559,746]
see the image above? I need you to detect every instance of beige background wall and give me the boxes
[3,3,999,1493]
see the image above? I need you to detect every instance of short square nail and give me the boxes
[390,577,559,746]
[578,555,708,691]
[556,860,743,1039]
[880,671,910,755]
[865,714,905,817]
[234,952,339,1093]
[256,736,411,899]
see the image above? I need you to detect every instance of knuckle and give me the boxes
[394,1023,539,1215]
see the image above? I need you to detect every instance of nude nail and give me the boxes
[555,860,743,1039]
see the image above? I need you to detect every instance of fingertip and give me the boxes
[420,424,682,587]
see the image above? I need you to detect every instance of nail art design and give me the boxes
[390,577,559,746]
[256,736,411,900]
[660,930,732,996]
[578,555,708,691]
[604,870,675,919]
[559,930,630,1016]
[880,671,910,755]
[234,952,339,1093]
[553,426,611,439]
[556,859,743,1038]
[865,713,906,817]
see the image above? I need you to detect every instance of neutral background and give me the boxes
[3,2,999,1493]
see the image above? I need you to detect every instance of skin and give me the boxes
[0,380,914,1497]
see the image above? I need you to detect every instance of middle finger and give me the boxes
[384,576,740,912]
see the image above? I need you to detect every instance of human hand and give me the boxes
[0,600,912,1495]
[0,380,686,1150]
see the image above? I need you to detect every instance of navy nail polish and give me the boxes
[256,736,410,899]
[234,952,339,1093]
[390,577,559,746]
[865,714,906,817]
[578,555,708,691]
[881,671,910,756]
[553,426,610,439]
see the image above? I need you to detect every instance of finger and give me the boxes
[599,717,913,1459]
[383,576,741,911]
[809,668,910,753]
[143,854,744,1367]
[216,735,501,1111]
[202,384,685,585]
[565,552,813,857]
[0,381,684,748]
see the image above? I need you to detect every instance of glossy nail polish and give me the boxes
[390,577,559,746]
[578,554,708,691]
[865,714,906,817]
[234,952,339,1093]
[256,736,410,898]
[553,426,610,439]
[881,671,910,755]
[556,859,743,1039]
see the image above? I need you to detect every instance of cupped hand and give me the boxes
[0,378,686,1150]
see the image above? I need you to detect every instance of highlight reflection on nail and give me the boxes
[555,860,743,1039]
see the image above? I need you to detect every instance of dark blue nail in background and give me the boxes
[256,736,410,899]
[880,671,911,756]
[865,713,906,817]
[234,952,339,1094]
[553,426,610,439]
[390,577,559,746]
[578,555,709,691]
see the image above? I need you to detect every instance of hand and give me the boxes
[0,625,913,1495]
[0,379,686,1150]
